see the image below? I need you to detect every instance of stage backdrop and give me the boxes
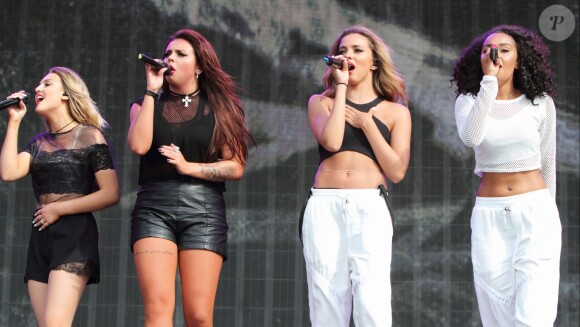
[0,0,578,326]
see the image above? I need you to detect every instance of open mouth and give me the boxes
[35,94,44,104]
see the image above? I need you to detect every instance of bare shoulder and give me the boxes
[308,94,333,113]
[376,101,410,121]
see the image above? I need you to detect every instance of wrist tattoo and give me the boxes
[200,163,235,181]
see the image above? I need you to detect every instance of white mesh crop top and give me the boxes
[455,76,556,198]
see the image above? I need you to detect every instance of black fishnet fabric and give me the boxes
[24,125,115,205]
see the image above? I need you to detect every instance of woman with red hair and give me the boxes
[128,29,252,326]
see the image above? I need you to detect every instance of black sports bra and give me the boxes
[318,97,391,164]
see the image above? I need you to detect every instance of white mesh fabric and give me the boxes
[455,76,557,198]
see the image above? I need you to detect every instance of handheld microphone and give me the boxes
[138,53,172,75]
[0,93,31,111]
[489,45,498,62]
[323,56,354,70]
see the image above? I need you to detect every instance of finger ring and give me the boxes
[173,146,180,153]
[40,219,44,224]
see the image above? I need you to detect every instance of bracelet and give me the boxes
[336,82,348,88]
[144,90,160,101]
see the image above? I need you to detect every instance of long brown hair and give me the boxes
[322,26,407,106]
[162,29,253,164]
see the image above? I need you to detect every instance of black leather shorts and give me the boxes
[131,180,228,259]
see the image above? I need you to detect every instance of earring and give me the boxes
[196,74,199,79]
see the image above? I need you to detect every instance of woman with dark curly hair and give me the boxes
[452,25,560,326]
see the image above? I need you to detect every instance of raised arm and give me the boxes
[454,76,498,147]
[127,63,167,155]
[0,92,31,181]
[308,90,348,152]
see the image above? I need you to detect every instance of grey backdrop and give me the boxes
[0,0,578,326]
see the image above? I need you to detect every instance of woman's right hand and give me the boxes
[5,91,28,123]
[480,47,500,77]
[144,59,167,92]
[329,55,350,85]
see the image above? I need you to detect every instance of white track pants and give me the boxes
[302,188,393,327]
[471,189,561,327]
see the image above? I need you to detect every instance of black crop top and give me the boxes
[318,97,391,164]
[24,125,115,205]
[133,91,223,189]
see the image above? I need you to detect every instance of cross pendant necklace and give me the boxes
[182,95,192,107]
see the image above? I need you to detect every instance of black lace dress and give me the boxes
[23,124,115,284]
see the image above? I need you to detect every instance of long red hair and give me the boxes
[162,29,253,164]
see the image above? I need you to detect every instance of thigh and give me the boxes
[302,195,349,278]
[28,280,48,324]
[471,205,516,289]
[179,250,223,321]
[133,238,178,303]
[44,270,88,326]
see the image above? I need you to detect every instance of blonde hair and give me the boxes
[48,67,108,130]
[322,26,407,106]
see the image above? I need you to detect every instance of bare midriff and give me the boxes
[477,170,546,197]
[313,151,386,189]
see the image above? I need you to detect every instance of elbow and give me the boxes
[111,190,121,206]
[128,142,149,156]
[103,189,120,208]
[320,141,341,153]
[0,172,16,182]
[459,134,481,148]
[230,167,245,181]
[388,168,408,184]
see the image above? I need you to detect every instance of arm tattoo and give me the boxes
[200,162,235,181]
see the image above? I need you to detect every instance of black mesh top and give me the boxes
[24,124,115,205]
[133,91,223,188]
[318,97,391,164]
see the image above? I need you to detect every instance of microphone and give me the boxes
[0,93,31,111]
[489,45,498,62]
[323,56,354,70]
[138,53,172,75]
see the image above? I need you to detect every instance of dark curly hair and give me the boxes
[451,25,556,102]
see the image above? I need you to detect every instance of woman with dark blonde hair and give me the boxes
[452,25,560,326]
[128,29,252,326]
[301,26,411,326]
[0,66,119,326]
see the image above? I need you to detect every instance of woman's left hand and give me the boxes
[345,105,375,129]
[32,203,61,231]
[159,143,189,174]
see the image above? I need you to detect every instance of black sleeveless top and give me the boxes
[133,91,224,190]
[318,97,391,164]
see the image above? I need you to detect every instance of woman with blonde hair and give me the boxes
[301,26,411,326]
[0,66,119,326]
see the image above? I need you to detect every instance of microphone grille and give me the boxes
[22,93,31,104]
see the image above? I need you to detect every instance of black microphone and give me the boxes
[323,56,354,70]
[138,53,172,75]
[0,93,31,111]
[489,45,498,62]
